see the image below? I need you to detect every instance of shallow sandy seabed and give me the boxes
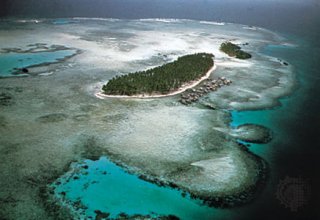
[0,18,295,219]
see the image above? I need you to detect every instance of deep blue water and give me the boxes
[230,30,320,219]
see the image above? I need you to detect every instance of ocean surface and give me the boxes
[46,18,318,219]
[230,24,320,220]
[1,2,319,219]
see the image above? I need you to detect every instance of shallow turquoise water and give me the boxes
[229,42,297,158]
[231,110,273,128]
[52,42,299,220]
[53,157,233,220]
[227,29,320,218]
[0,49,77,77]
[230,110,273,157]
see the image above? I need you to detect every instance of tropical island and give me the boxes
[102,53,214,96]
[220,42,252,59]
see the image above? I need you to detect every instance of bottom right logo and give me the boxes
[276,176,310,212]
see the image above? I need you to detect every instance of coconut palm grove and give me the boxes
[102,53,214,95]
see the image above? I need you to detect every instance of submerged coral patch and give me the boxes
[231,124,272,144]
[37,113,68,123]
[51,157,226,220]
[0,44,78,77]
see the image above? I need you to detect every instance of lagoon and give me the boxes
[52,157,233,220]
[0,49,77,77]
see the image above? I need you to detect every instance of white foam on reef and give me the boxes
[191,157,235,183]
[106,106,202,161]
[73,17,121,22]
[16,19,42,24]
[139,18,183,23]
[39,72,54,76]
[200,21,225,26]
[242,26,258,31]
[215,60,253,68]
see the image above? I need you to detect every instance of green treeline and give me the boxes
[102,53,214,96]
[220,42,252,59]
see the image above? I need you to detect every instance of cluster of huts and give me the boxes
[180,77,232,105]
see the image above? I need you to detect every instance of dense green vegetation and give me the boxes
[102,53,214,96]
[220,42,252,59]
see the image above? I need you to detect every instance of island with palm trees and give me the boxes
[220,42,252,59]
[101,53,215,97]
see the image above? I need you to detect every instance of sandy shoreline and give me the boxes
[95,64,217,99]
